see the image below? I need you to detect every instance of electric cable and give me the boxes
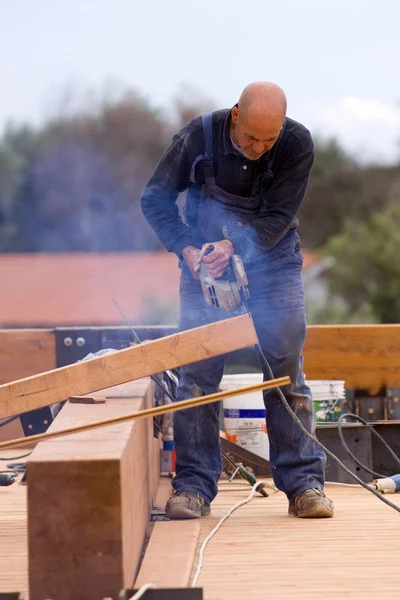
[338,412,400,479]
[191,480,264,587]
[0,415,19,428]
[0,452,32,461]
[254,342,400,514]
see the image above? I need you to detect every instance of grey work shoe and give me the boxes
[289,488,334,518]
[165,491,211,520]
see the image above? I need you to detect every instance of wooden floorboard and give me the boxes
[0,450,29,596]
[2,460,400,599]
[190,481,400,599]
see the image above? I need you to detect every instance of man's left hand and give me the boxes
[198,240,234,279]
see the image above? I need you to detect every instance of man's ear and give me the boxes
[231,106,239,124]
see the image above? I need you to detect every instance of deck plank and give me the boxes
[0,450,29,596]
[2,465,400,598]
[190,481,400,599]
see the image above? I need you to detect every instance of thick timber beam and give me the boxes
[27,381,160,600]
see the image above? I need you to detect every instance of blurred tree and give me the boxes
[0,85,399,255]
[299,136,400,249]
[4,90,174,251]
[323,203,400,323]
[0,123,39,250]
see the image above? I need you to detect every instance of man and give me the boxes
[141,82,334,520]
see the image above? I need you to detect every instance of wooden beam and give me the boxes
[0,314,258,420]
[28,381,159,600]
[303,324,400,393]
[0,329,56,385]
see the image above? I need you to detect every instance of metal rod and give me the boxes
[0,377,290,451]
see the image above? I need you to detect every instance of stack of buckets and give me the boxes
[220,373,345,461]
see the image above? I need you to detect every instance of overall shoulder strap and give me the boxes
[189,112,214,183]
[201,112,214,160]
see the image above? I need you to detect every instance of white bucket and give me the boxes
[221,373,268,460]
[221,374,346,459]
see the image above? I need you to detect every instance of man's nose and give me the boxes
[253,141,264,155]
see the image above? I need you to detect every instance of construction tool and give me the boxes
[221,448,269,497]
[198,244,249,312]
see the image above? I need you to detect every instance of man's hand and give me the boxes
[199,240,234,279]
[181,245,202,280]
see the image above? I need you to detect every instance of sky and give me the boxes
[0,0,399,163]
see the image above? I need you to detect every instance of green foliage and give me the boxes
[324,203,400,323]
[307,301,377,325]
[299,136,400,248]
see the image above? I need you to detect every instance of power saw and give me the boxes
[198,244,250,312]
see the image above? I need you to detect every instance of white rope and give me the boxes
[191,480,265,588]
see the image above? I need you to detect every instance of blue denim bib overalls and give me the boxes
[173,112,326,504]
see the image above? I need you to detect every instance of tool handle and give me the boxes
[204,244,215,255]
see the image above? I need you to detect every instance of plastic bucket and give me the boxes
[221,374,269,460]
[221,374,346,459]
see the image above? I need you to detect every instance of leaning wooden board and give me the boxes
[0,314,258,420]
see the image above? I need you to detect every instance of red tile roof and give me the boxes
[0,250,319,326]
[0,253,180,326]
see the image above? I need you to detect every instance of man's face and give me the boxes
[231,106,283,160]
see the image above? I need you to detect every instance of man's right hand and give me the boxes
[181,246,202,280]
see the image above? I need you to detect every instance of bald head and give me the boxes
[231,82,287,160]
[238,82,287,121]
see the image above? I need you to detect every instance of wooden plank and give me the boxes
[0,329,56,385]
[0,314,258,420]
[0,451,28,597]
[136,478,200,588]
[27,380,158,600]
[135,521,200,589]
[303,324,400,393]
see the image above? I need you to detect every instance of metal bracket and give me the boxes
[386,388,400,420]
[19,406,53,436]
[55,328,103,367]
[150,506,169,522]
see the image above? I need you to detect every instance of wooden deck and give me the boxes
[138,477,400,600]
[0,450,29,596]
[193,481,400,599]
[1,458,400,599]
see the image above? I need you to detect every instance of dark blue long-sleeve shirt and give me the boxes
[141,108,314,258]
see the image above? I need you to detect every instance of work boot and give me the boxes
[288,488,334,518]
[166,491,210,520]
